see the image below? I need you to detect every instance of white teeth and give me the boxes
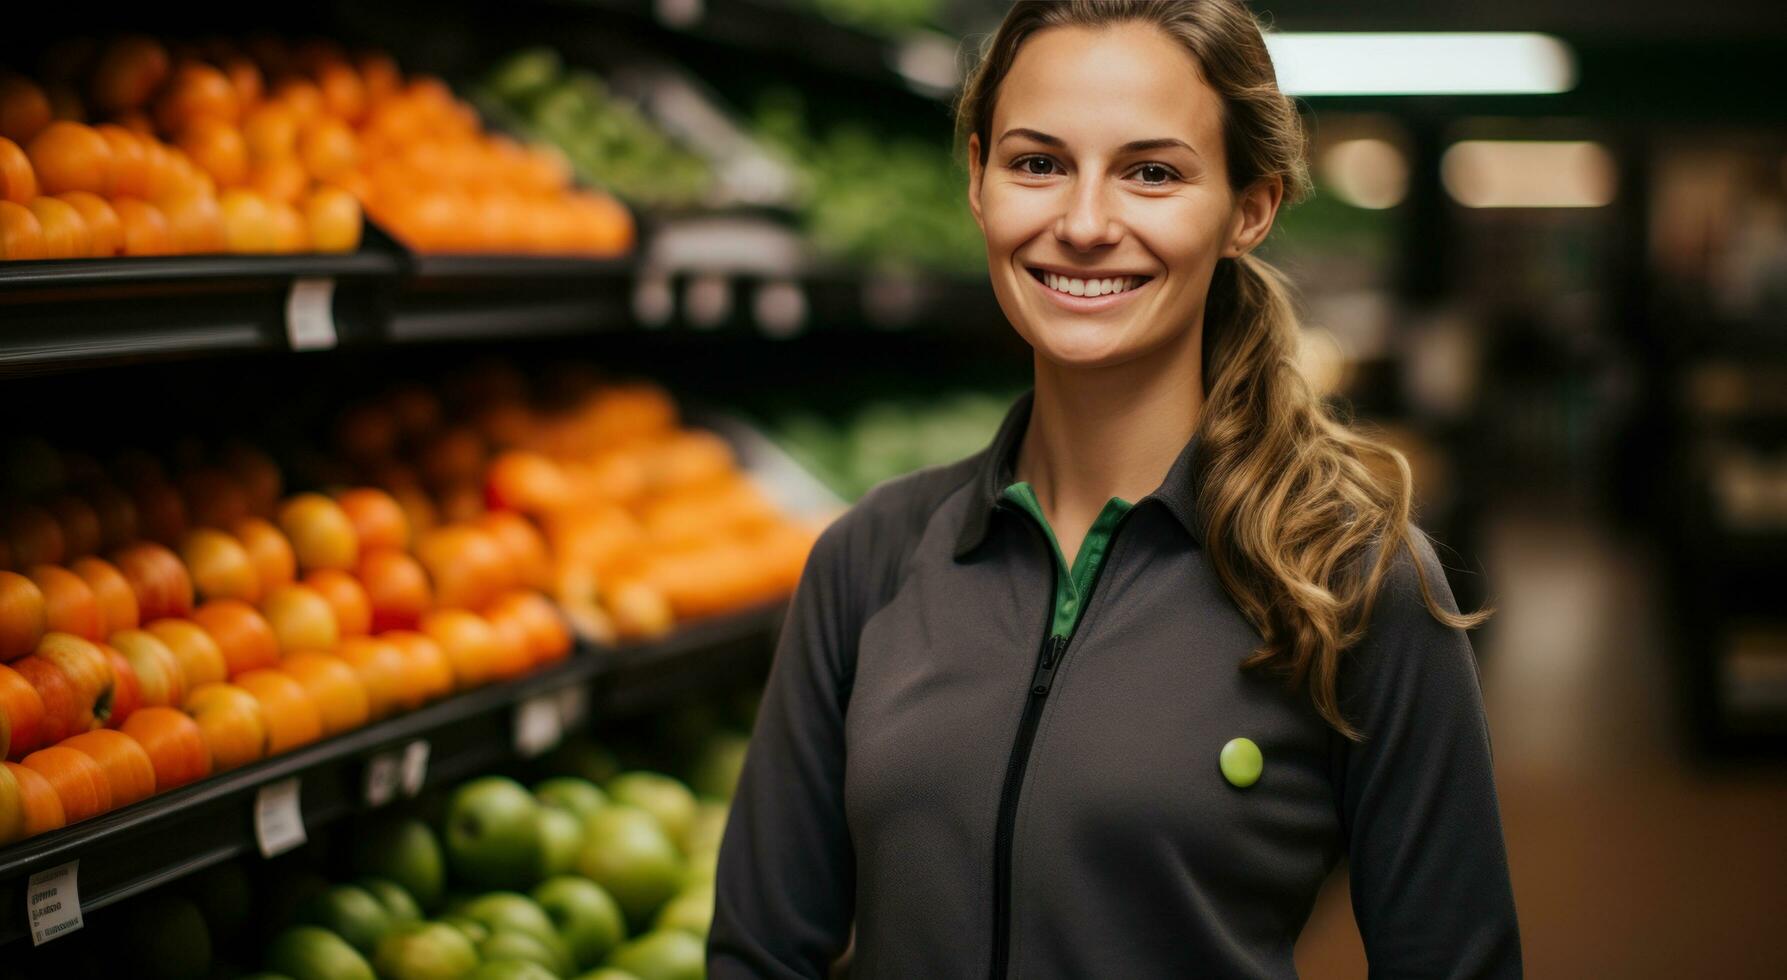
[1040,271,1142,297]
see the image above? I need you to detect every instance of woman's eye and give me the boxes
[1016,156,1057,176]
[1135,163,1178,185]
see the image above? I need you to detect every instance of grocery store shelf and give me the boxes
[0,601,782,947]
[0,249,403,377]
[387,254,637,343]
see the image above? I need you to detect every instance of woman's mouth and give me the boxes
[1025,267,1154,311]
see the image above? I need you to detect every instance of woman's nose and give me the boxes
[1055,179,1122,251]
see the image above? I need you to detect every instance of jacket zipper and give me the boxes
[990,508,1130,979]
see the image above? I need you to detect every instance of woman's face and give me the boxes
[968,23,1280,369]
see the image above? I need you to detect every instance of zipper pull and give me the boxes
[1030,635,1067,696]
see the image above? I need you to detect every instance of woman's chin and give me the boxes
[1025,321,1147,370]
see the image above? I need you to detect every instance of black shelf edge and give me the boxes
[0,599,783,946]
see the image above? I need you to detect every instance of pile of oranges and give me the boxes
[1,448,572,845]
[0,35,632,261]
[0,367,815,846]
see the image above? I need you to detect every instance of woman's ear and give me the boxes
[1224,174,1284,258]
[966,132,985,233]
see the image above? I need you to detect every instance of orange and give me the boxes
[483,605,534,681]
[297,117,356,182]
[317,63,368,122]
[304,185,361,252]
[21,745,111,824]
[159,189,227,254]
[218,187,275,252]
[181,529,260,604]
[278,493,360,572]
[190,599,280,677]
[275,79,324,122]
[179,465,252,531]
[358,549,431,632]
[420,609,508,690]
[183,683,267,770]
[62,729,155,808]
[0,199,45,259]
[3,760,66,835]
[45,493,102,560]
[93,125,148,197]
[0,662,46,760]
[242,101,299,163]
[414,525,511,611]
[68,557,138,634]
[222,56,264,109]
[219,445,282,518]
[383,630,454,706]
[27,565,103,641]
[108,628,184,710]
[1,569,49,661]
[91,37,170,114]
[100,642,141,728]
[335,488,408,552]
[144,618,227,691]
[155,63,240,133]
[5,503,66,568]
[278,652,369,736]
[118,707,209,790]
[0,136,36,203]
[112,197,173,255]
[357,53,402,105]
[231,517,296,592]
[261,583,340,653]
[111,541,194,621]
[250,156,308,204]
[302,569,371,637]
[333,636,408,719]
[488,591,572,666]
[232,669,323,754]
[0,75,52,145]
[25,196,92,259]
[177,119,249,189]
[32,632,114,724]
[26,121,113,196]
[476,512,552,592]
[44,84,83,124]
[266,199,306,252]
[56,191,122,256]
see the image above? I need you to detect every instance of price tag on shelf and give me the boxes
[514,694,564,758]
[254,777,307,858]
[400,740,431,798]
[26,861,82,946]
[364,751,401,808]
[285,277,339,351]
[557,684,592,732]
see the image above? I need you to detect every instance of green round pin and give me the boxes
[1219,737,1263,788]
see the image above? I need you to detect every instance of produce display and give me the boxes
[11,705,754,978]
[803,0,942,34]
[478,50,713,213]
[0,368,814,846]
[762,387,1018,500]
[750,85,983,276]
[0,35,633,260]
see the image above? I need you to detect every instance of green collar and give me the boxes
[1002,482,1133,641]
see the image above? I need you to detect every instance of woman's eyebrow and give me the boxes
[997,128,1201,159]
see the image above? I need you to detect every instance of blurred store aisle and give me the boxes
[1295,503,1787,979]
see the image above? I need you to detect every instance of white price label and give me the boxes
[557,685,591,731]
[400,740,430,797]
[364,752,401,807]
[514,695,564,758]
[27,861,82,946]
[254,777,307,857]
[285,276,338,351]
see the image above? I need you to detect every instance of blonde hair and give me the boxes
[955,0,1491,740]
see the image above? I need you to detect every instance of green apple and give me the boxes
[653,882,714,938]
[438,914,490,947]
[605,772,697,848]
[531,875,625,969]
[445,776,545,890]
[689,732,750,801]
[537,806,583,878]
[457,891,558,947]
[575,971,644,980]
[371,921,480,980]
[479,928,572,976]
[355,876,422,924]
[682,801,728,858]
[351,817,446,910]
[607,929,705,980]
[577,804,686,931]
[466,961,560,980]
[534,776,608,823]
[296,885,391,955]
[267,925,376,980]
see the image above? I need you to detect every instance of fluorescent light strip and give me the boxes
[1265,33,1576,96]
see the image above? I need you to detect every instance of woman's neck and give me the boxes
[1014,327,1205,546]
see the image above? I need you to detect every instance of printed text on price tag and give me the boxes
[27,861,82,946]
[255,777,307,857]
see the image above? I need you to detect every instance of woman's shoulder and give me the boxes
[1341,521,1484,698]
[801,452,986,610]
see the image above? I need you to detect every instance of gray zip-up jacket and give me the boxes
[710,388,1521,978]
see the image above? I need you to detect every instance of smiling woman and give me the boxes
[709,3,1519,978]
